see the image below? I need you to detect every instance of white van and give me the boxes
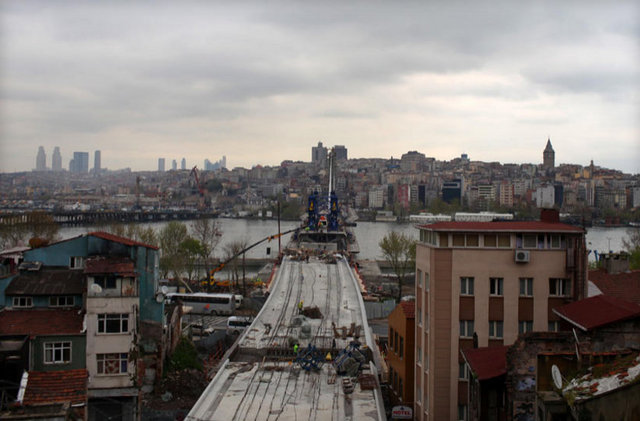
[234,295,243,308]
[227,316,253,336]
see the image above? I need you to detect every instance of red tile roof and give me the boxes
[0,309,84,336]
[418,221,583,233]
[88,231,159,250]
[84,255,136,276]
[553,295,640,331]
[22,369,88,406]
[462,346,509,381]
[589,268,640,306]
[399,300,415,319]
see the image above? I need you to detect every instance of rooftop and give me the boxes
[462,346,509,381]
[0,309,84,336]
[5,268,84,296]
[553,295,640,331]
[398,300,415,319]
[21,369,88,406]
[418,221,583,233]
[88,231,159,250]
[589,268,640,306]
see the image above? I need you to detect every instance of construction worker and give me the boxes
[293,343,299,354]
[298,300,304,314]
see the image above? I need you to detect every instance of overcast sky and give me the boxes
[1,1,638,174]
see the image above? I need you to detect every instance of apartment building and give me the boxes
[413,210,587,421]
[387,300,415,408]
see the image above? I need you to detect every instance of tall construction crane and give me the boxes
[190,166,209,209]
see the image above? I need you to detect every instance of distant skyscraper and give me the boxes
[94,150,101,174]
[312,142,327,165]
[158,158,165,172]
[172,159,177,171]
[334,145,348,161]
[52,147,62,171]
[181,158,186,170]
[36,146,46,171]
[70,152,89,173]
[543,138,555,171]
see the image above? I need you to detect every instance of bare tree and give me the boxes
[190,218,222,273]
[379,231,417,302]
[223,239,248,294]
[623,227,640,269]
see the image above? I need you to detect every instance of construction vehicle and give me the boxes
[190,166,210,210]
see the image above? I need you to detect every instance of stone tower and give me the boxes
[543,137,555,171]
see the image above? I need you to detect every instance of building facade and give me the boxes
[36,146,46,171]
[388,300,415,409]
[414,212,587,421]
[52,146,62,171]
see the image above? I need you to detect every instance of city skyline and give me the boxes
[1,2,638,174]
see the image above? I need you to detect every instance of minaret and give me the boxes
[543,137,555,171]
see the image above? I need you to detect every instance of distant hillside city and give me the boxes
[3,140,640,225]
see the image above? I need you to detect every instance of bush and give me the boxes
[167,337,202,372]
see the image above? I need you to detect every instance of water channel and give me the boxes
[58,218,631,262]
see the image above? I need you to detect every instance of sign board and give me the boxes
[391,405,413,420]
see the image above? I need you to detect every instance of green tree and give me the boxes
[622,227,640,269]
[379,231,417,302]
[158,222,188,279]
[179,238,205,283]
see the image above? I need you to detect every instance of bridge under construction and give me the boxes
[187,254,385,420]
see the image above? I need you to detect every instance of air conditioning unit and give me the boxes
[515,250,530,263]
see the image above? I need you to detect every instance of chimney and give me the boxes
[599,252,631,274]
[540,208,560,223]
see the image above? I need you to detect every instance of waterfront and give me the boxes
[57,218,631,262]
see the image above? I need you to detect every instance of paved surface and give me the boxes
[187,255,385,421]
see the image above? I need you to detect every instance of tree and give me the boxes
[101,223,158,247]
[379,231,417,302]
[0,211,59,249]
[223,239,249,294]
[179,238,205,283]
[622,227,640,270]
[189,218,222,274]
[158,222,189,279]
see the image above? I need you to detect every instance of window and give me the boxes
[417,306,422,325]
[523,234,537,248]
[393,371,398,391]
[519,278,533,297]
[50,296,74,307]
[94,276,117,290]
[548,321,559,332]
[389,328,394,349]
[484,234,497,247]
[518,321,533,334]
[97,353,128,375]
[416,385,421,405]
[489,321,503,339]
[550,234,561,248]
[453,234,465,246]
[417,346,422,364]
[13,297,33,308]
[425,272,430,291]
[460,277,474,296]
[549,278,571,297]
[460,320,474,338]
[44,342,71,364]
[497,234,510,248]
[417,269,422,289]
[399,378,404,399]
[459,362,469,380]
[458,404,468,421]
[98,314,129,334]
[466,234,479,247]
[395,332,399,353]
[399,337,404,358]
[69,256,85,269]
[425,311,429,331]
[490,278,503,296]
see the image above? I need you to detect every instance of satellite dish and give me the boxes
[161,286,169,295]
[90,283,103,294]
[155,292,165,304]
[551,365,563,389]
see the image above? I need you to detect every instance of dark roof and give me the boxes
[88,231,159,250]
[399,300,415,319]
[589,268,640,306]
[5,269,84,296]
[553,295,640,331]
[418,221,583,233]
[462,346,509,381]
[22,369,88,406]
[0,309,84,336]
[84,255,136,276]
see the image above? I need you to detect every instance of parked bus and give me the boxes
[227,316,254,336]
[166,293,235,316]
